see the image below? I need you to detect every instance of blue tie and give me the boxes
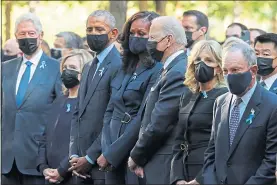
[16,61,32,107]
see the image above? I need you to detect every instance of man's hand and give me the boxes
[97,154,109,170]
[43,168,54,177]
[45,169,63,184]
[187,179,199,185]
[69,157,79,167]
[128,157,138,172]
[176,180,188,185]
[68,157,92,174]
[134,166,144,178]
[275,170,277,179]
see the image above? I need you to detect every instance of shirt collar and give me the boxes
[96,43,114,64]
[233,81,257,106]
[262,73,277,89]
[22,49,43,66]
[163,50,184,69]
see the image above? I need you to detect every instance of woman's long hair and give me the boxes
[118,11,160,74]
[184,40,226,93]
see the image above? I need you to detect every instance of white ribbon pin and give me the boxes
[132,73,137,80]
[66,103,71,112]
[39,61,46,69]
[99,67,105,77]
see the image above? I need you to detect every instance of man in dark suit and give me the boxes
[127,16,188,184]
[202,39,277,185]
[1,13,62,184]
[68,10,121,184]
[254,33,277,94]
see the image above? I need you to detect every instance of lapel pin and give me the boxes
[202,91,208,98]
[66,103,71,112]
[39,61,46,69]
[246,108,255,125]
[273,87,277,91]
[132,73,137,80]
[99,67,105,77]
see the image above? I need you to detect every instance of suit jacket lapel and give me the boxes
[80,56,111,117]
[11,57,24,105]
[19,53,48,108]
[219,93,233,158]
[228,85,261,158]
[269,78,277,94]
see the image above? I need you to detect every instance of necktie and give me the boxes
[86,57,99,94]
[16,61,33,107]
[260,81,267,89]
[229,98,242,146]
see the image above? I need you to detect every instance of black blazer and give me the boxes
[69,46,121,179]
[130,52,188,184]
[1,53,62,176]
[170,87,228,184]
[101,61,163,168]
[37,95,75,178]
[203,84,277,184]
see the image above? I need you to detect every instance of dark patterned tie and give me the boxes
[229,98,242,146]
[86,57,99,94]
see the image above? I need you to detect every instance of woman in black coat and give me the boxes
[37,49,92,184]
[170,40,228,185]
[96,11,162,185]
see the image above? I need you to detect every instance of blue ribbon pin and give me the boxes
[39,61,46,69]
[132,73,137,80]
[246,108,255,124]
[66,103,71,112]
[202,91,208,99]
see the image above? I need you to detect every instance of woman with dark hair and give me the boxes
[96,11,162,184]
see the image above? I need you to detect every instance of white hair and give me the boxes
[222,41,257,66]
[153,16,187,46]
[87,10,116,29]
[15,12,42,34]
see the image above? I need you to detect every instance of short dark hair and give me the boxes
[249,28,266,35]
[254,33,277,50]
[56,31,84,49]
[183,10,209,33]
[118,11,160,73]
[227,22,248,31]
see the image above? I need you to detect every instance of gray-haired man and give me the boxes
[68,10,122,184]
[202,38,277,185]
[1,12,62,184]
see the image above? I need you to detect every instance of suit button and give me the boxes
[227,162,231,167]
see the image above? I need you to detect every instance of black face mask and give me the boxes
[61,69,80,89]
[194,61,215,83]
[257,57,277,76]
[185,31,194,48]
[2,54,18,62]
[225,70,252,95]
[87,34,109,53]
[129,36,148,55]
[17,38,38,55]
[50,48,62,60]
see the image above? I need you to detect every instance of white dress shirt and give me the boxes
[163,50,184,69]
[261,73,277,90]
[16,49,43,94]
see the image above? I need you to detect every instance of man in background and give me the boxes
[2,38,22,62]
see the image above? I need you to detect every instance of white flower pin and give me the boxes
[39,61,46,69]
[99,67,105,77]
[132,73,137,80]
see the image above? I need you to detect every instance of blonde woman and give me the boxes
[170,40,228,185]
[37,49,93,184]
